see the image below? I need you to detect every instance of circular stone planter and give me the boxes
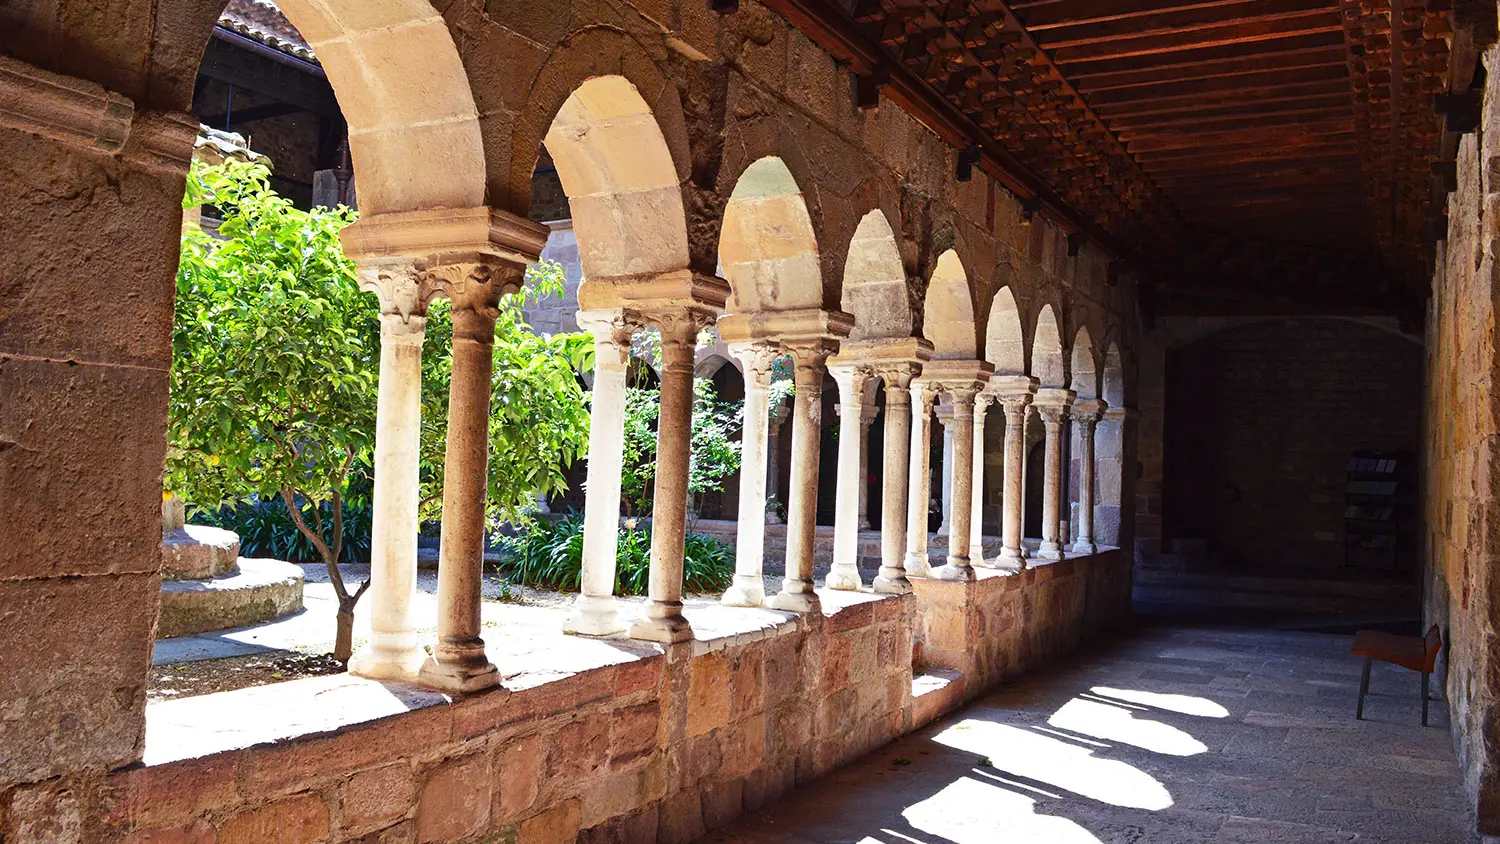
[158,558,305,638]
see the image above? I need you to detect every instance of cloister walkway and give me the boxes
[703,626,1478,844]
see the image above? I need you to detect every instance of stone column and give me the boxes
[936,404,955,536]
[564,311,637,635]
[874,364,918,593]
[723,342,780,607]
[998,394,1033,567]
[933,386,980,582]
[904,382,940,578]
[858,395,878,530]
[631,312,704,643]
[419,264,526,692]
[769,341,836,612]
[968,393,993,566]
[765,401,790,524]
[350,263,434,681]
[1070,398,1104,556]
[829,363,871,591]
[1034,389,1076,562]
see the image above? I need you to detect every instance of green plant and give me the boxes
[496,516,733,596]
[195,500,372,564]
[619,380,744,520]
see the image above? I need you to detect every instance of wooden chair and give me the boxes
[1351,625,1442,726]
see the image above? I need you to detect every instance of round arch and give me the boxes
[719,157,822,314]
[841,209,911,340]
[1032,304,1066,387]
[922,250,978,360]
[1071,326,1098,399]
[542,75,690,280]
[986,286,1026,375]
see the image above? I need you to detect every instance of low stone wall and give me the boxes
[48,553,1127,843]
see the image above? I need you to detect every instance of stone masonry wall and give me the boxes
[1426,44,1500,835]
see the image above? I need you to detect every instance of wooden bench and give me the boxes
[1351,625,1442,726]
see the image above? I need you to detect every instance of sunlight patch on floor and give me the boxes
[1049,698,1208,757]
[1090,686,1231,718]
[899,777,1105,844]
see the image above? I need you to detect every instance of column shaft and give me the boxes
[768,344,831,612]
[723,343,778,606]
[631,316,698,642]
[904,384,937,577]
[875,368,915,593]
[565,318,633,634]
[1071,400,1103,555]
[968,396,991,565]
[1037,403,1070,562]
[937,416,955,535]
[829,366,868,591]
[934,389,977,581]
[999,398,1031,567]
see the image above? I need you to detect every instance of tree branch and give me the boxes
[280,485,346,602]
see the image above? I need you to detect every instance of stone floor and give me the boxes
[703,625,1479,844]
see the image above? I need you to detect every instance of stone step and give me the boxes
[158,558,305,638]
[161,524,241,580]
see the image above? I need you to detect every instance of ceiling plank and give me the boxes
[1049,18,1346,64]
[1085,63,1350,106]
[1076,44,1347,90]
[1034,0,1337,50]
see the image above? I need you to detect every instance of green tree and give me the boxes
[169,158,377,663]
[618,377,743,520]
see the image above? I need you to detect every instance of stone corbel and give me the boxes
[1101,405,1138,424]
[578,269,731,318]
[719,307,856,349]
[341,206,549,272]
[1071,397,1106,426]
[1032,387,1078,419]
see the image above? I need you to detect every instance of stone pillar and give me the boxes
[936,404,955,536]
[769,341,836,612]
[995,377,1038,567]
[564,311,637,635]
[1070,398,1104,556]
[1034,388,1076,562]
[631,312,704,643]
[765,401,790,524]
[858,395,878,530]
[933,387,980,582]
[350,263,435,681]
[968,393,993,566]
[420,263,526,693]
[904,382,940,578]
[829,363,871,591]
[723,342,780,607]
[874,364,918,593]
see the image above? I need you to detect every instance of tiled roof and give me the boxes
[217,0,316,63]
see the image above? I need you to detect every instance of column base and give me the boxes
[767,586,821,614]
[904,552,931,579]
[1037,542,1066,562]
[826,564,864,591]
[999,546,1029,571]
[562,594,628,636]
[348,636,426,682]
[873,571,912,594]
[417,653,500,694]
[932,560,976,582]
[630,601,693,643]
[1070,541,1098,556]
[721,576,766,607]
[968,546,987,567]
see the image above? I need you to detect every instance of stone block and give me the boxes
[416,753,491,843]
[761,635,804,705]
[126,819,218,843]
[545,716,610,784]
[6,780,83,844]
[657,789,705,844]
[615,655,664,697]
[217,793,330,844]
[825,597,875,633]
[730,649,764,717]
[620,806,658,844]
[700,778,744,831]
[341,762,415,836]
[819,633,851,692]
[104,753,240,831]
[157,558,304,638]
[0,572,156,784]
[159,525,240,580]
[721,715,766,779]
[608,701,661,767]
[578,758,664,828]
[518,798,580,844]
[686,651,732,737]
[494,734,542,823]
[241,704,453,794]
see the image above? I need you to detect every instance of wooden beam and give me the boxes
[1050,17,1345,64]
[1086,64,1349,107]
[1076,45,1348,91]
[1096,79,1352,118]
[1062,30,1346,75]
[1017,0,1297,30]
[1107,94,1350,129]
[1034,0,1337,50]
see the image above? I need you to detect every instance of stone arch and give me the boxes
[1032,304,1067,387]
[1071,327,1098,399]
[719,157,822,314]
[695,353,736,377]
[922,250,979,360]
[540,75,690,280]
[1103,341,1125,408]
[265,0,487,215]
[986,286,1026,375]
[841,209,911,340]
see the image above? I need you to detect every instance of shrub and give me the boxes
[195,500,372,565]
[497,515,734,596]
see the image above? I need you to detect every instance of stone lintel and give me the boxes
[1102,406,1138,423]
[988,374,1039,397]
[1072,398,1106,420]
[340,206,549,269]
[827,336,934,370]
[916,359,994,393]
[717,307,855,346]
[1033,387,1077,409]
[577,269,730,317]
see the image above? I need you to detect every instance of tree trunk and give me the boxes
[334,601,356,665]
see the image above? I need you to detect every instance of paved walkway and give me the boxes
[704,626,1479,844]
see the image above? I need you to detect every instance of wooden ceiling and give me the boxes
[783,0,1476,312]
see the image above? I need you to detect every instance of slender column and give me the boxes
[829,363,871,590]
[998,393,1034,567]
[1035,390,1075,562]
[723,342,780,606]
[933,387,979,581]
[420,265,524,692]
[631,312,704,643]
[1070,399,1104,556]
[874,364,917,593]
[904,382,940,578]
[858,397,878,530]
[936,406,955,536]
[968,393,993,566]
[765,402,790,524]
[564,312,637,634]
[769,341,836,612]
[350,264,433,681]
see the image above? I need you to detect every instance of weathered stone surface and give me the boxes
[416,753,491,842]
[156,558,303,638]
[159,525,240,581]
[341,762,415,836]
[217,793,329,844]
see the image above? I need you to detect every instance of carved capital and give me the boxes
[783,338,839,380]
[1036,404,1069,428]
[911,379,941,412]
[999,392,1033,422]
[728,341,781,388]
[578,309,643,369]
[1070,398,1106,428]
[359,261,437,337]
[874,360,920,393]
